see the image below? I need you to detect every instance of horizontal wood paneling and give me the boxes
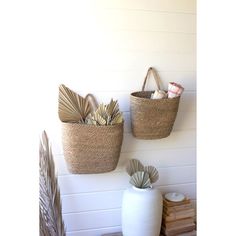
[61,191,124,213]
[95,0,196,14]
[51,129,195,156]
[66,226,122,236]
[117,148,196,169]
[92,31,195,53]
[54,148,196,175]
[97,9,196,33]
[41,32,195,60]
[77,70,196,92]
[38,60,196,94]
[173,111,196,130]
[63,209,121,232]
[66,65,196,96]
[58,53,196,84]
[61,182,196,214]
[121,130,196,152]
[58,173,127,195]
[83,70,196,92]
[57,31,194,58]
[58,166,196,195]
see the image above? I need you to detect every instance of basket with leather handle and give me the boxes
[130,67,181,139]
[61,94,124,174]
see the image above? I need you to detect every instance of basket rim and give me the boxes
[130,90,181,101]
[61,120,124,128]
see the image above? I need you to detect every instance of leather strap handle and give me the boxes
[142,67,161,91]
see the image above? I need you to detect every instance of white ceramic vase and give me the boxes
[122,186,163,236]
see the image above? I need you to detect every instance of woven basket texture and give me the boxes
[130,67,181,139]
[62,122,124,174]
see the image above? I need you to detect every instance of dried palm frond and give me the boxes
[58,84,91,123]
[130,171,151,189]
[126,159,144,176]
[106,99,118,116]
[144,166,159,183]
[40,209,51,236]
[86,112,107,125]
[86,99,123,125]
[126,159,159,189]
[107,99,123,124]
[111,113,123,125]
[39,131,66,236]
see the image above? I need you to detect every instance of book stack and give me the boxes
[161,196,196,236]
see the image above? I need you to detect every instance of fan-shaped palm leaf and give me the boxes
[58,84,91,123]
[126,159,144,176]
[144,166,159,183]
[130,171,151,189]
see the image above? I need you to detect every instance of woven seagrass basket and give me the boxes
[61,96,124,174]
[130,67,181,139]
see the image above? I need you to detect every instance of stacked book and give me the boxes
[161,196,196,236]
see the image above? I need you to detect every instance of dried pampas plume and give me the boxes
[39,131,66,236]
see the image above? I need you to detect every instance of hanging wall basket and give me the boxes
[130,67,181,139]
[62,122,124,174]
[59,90,124,174]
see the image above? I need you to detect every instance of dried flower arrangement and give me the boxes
[39,131,66,236]
[58,84,123,125]
[126,159,159,189]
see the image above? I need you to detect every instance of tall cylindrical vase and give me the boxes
[122,186,163,236]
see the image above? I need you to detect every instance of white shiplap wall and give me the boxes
[43,1,196,235]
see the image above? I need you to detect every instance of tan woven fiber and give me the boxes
[130,67,181,139]
[62,122,124,174]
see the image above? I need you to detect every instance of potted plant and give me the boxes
[122,159,163,236]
